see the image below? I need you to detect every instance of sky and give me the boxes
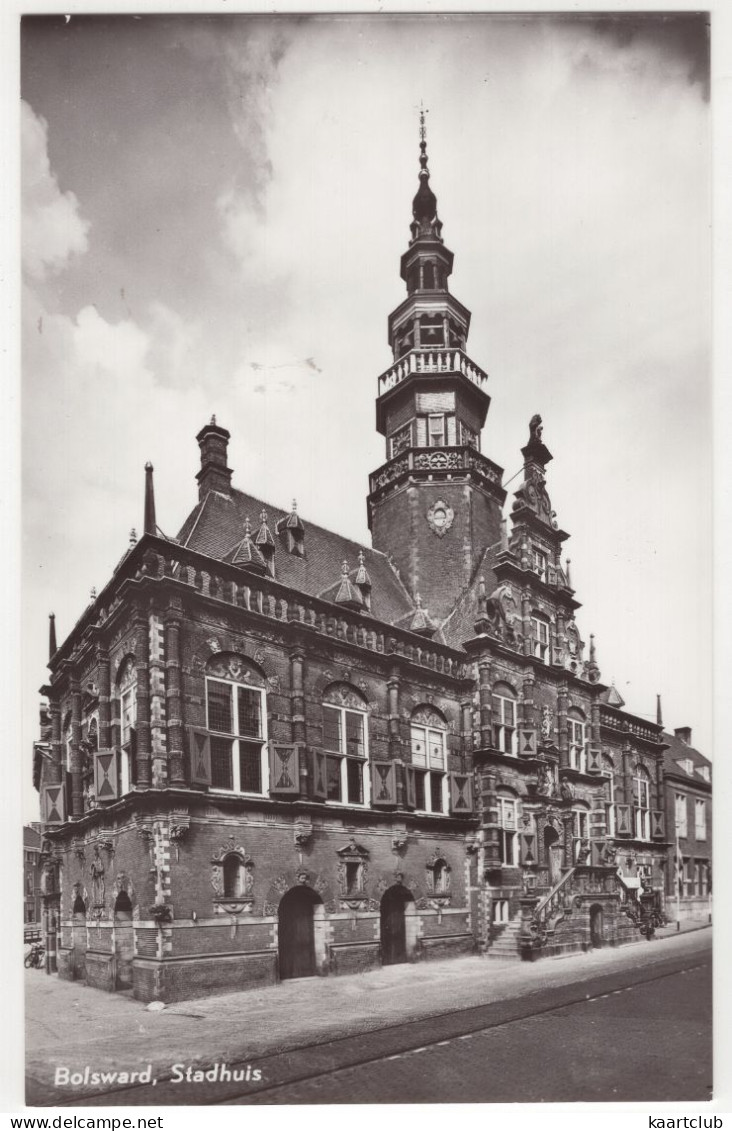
[19,12,712,824]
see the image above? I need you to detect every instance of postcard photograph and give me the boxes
[20,10,713,1109]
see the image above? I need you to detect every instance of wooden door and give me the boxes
[590,905,604,948]
[278,887,317,980]
[114,892,134,990]
[380,885,408,966]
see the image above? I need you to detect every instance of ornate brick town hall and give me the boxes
[33,125,705,1002]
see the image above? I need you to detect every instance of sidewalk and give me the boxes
[26,922,711,1106]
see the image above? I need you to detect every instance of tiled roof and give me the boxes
[662,731,712,786]
[177,489,416,627]
[440,547,499,649]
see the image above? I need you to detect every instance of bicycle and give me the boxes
[24,942,45,969]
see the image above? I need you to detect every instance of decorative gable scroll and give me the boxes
[372,761,397,807]
[93,749,119,801]
[41,783,67,824]
[449,771,474,815]
[187,728,211,786]
[268,743,300,796]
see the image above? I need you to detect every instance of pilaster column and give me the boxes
[387,664,400,757]
[478,659,492,749]
[562,811,574,868]
[97,647,111,752]
[590,698,601,748]
[461,698,473,758]
[522,589,532,657]
[165,605,185,786]
[70,679,83,818]
[49,701,62,785]
[557,681,569,769]
[290,651,306,744]
[521,676,537,732]
[134,610,152,787]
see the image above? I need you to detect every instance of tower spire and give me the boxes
[411,105,442,242]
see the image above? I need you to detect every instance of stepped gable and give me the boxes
[177,488,414,625]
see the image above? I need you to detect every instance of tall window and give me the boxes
[411,711,447,814]
[532,547,548,582]
[531,615,550,663]
[572,808,590,860]
[601,754,616,836]
[675,793,688,838]
[493,688,517,755]
[695,799,707,840]
[497,796,518,865]
[323,699,369,806]
[117,658,137,795]
[206,677,267,794]
[428,414,446,447]
[568,715,587,773]
[633,766,651,840]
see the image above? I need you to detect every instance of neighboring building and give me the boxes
[23,824,43,930]
[35,125,678,1002]
[663,726,712,921]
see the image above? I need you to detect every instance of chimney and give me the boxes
[196,416,233,501]
[674,726,692,745]
[144,462,156,535]
[48,613,57,662]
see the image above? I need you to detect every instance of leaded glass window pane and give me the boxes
[208,680,233,734]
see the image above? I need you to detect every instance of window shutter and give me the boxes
[519,831,536,865]
[41,783,66,825]
[449,771,473,814]
[187,728,211,787]
[310,748,328,801]
[94,748,119,801]
[589,808,607,836]
[372,761,397,807]
[518,729,537,757]
[591,840,607,867]
[403,763,417,810]
[268,743,300,796]
[651,810,665,838]
[586,747,602,774]
[615,803,632,836]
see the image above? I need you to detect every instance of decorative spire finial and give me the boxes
[244,516,252,538]
[416,592,422,608]
[292,498,297,513]
[129,527,137,547]
[90,586,97,601]
[358,549,365,567]
[411,104,441,237]
[341,560,349,577]
[144,462,156,536]
[210,414,216,426]
[589,633,596,662]
[49,613,57,661]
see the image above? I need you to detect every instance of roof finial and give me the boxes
[292,498,297,513]
[129,527,137,547]
[244,515,252,538]
[210,414,216,426]
[411,104,441,237]
[144,462,156,536]
[49,613,57,661]
[341,559,350,577]
[90,586,97,602]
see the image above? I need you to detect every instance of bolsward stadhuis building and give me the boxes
[34,123,673,1002]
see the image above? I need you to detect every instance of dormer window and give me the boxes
[697,765,710,782]
[676,758,694,776]
[531,614,551,663]
[532,547,548,582]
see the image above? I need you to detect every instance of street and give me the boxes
[27,929,711,1107]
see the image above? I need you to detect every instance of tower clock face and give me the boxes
[427,498,454,537]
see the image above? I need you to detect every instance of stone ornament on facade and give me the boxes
[323,682,368,710]
[426,499,454,538]
[206,652,265,686]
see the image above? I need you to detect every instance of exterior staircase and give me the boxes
[486,913,523,960]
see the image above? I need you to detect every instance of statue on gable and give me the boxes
[529,414,543,443]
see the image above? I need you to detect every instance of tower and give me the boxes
[368,113,506,621]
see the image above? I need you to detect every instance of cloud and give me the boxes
[21,100,90,280]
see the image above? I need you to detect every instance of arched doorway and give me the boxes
[590,904,604,949]
[544,825,563,887]
[113,890,134,990]
[278,887,322,980]
[380,884,413,966]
